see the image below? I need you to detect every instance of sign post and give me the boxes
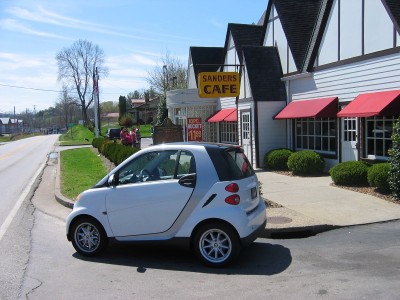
[187,117,202,141]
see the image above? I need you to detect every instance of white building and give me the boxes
[167,0,400,169]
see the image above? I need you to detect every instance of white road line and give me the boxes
[0,159,47,242]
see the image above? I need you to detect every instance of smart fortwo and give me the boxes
[66,142,267,267]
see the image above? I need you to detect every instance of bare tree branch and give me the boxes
[56,39,108,126]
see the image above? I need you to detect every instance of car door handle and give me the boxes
[178,174,196,188]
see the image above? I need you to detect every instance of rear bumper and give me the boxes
[240,219,267,247]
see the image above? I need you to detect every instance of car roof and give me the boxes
[155,142,242,151]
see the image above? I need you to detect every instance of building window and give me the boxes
[295,118,337,154]
[220,121,237,144]
[365,116,395,159]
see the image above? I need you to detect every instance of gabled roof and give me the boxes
[189,47,224,86]
[269,0,324,71]
[242,46,287,102]
[223,23,263,66]
[0,117,10,124]
[382,0,400,33]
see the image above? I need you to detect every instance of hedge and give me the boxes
[93,137,138,166]
[287,150,326,175]
[329,161,370,186]
[368,163,391,193]
[264,148,294,170]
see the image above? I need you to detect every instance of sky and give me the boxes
[0,0,268,114]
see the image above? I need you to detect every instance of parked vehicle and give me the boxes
[105,128,121,140]
[66,142,267,267]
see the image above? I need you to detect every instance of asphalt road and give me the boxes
[2,136,400,299]
[0,135,59,234]
[0,134,59,299]
[21,210,400,299]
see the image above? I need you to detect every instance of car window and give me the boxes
[224,149,254,179]
[118,150,179,185]
[177,151,195,178]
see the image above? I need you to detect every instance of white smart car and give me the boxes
[66,142,267,267]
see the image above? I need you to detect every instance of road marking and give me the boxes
[0,140,36,161]
[0,158,46,242]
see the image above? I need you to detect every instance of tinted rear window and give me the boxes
[207,146,255,181]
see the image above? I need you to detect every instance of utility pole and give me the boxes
[93,67,100,138]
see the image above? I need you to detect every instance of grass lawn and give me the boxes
[59,124,94,146]
[60,148,107,200]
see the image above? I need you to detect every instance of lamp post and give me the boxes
[163,65,168,100]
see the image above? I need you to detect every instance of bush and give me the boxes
[329,161,370,186]
[92,137,104,149]
[368,163,391,193]
[389,117,400,199]
[115,146,138,165]
[287,150,326,175]
[264,148,294,170]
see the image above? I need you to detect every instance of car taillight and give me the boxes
[225,183,239,193]
[225,194,240,205]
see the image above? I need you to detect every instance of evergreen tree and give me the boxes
[156,97,168,125]
[118,95,127,123]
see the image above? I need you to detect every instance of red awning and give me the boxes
[207,108,237,122]
[274,97,338,119]
[337,90,400,117]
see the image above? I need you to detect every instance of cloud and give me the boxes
[0,18,71,40]
[4,5,202,44]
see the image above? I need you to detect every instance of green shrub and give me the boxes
[329,161,370,186]
[92,137,104,149]
[264,148,294,170]
[388,117,400,199]
[115,146,138,165]
[368,163,391,193]
[287,150,325,175]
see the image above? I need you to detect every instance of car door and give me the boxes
[105,150,196,237]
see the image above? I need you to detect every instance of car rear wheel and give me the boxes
[194,222,240,267]
[71,217,107,257]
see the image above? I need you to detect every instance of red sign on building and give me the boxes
[187,118,202,141]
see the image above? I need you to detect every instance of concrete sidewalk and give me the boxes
[258,170,400,237]
[49,140,400,237]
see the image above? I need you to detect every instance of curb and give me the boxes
[262,224,341,239]
[54,149,74,209]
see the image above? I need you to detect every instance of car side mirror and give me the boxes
[108,172,119,187]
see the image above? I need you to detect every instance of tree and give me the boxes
[56,39,108,126]
[118,95,127,123]
[388,117,400,199]
[127,90,142,100]
[55,85,78,129]
[146,51,188,125]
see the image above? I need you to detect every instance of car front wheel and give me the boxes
[71,217,108,257]
[194,222,240,267]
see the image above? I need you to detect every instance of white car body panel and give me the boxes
[105,179,193,236]
[66,143,267,251]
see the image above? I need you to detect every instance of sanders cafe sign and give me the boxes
[186,71,240,141]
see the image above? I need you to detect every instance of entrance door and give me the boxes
[342,117,358,161]
[241,112,252,162]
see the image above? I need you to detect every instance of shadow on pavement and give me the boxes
[72,241,292,276]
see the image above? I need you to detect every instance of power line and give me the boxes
[0,83,62,93]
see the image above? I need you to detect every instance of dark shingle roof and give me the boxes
[223,23,263,66]
[273,0,324,71]
[382,0,400,32]
[189,47,224,86]
[242,46,287,102]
